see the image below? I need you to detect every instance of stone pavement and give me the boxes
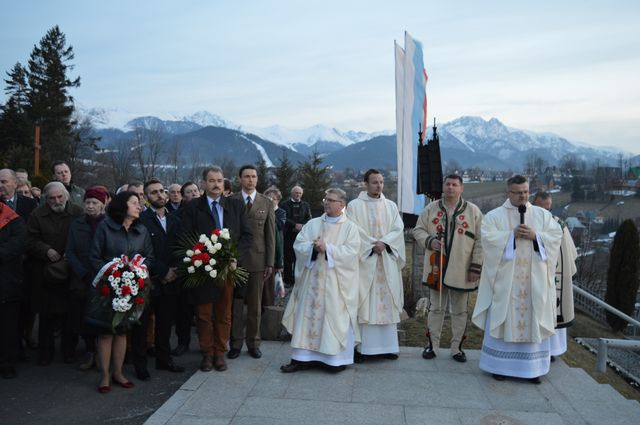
[145,341,640,425]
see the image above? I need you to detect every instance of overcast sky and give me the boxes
[2,0,639,153]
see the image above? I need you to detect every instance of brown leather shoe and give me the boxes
[213,355,227,372]
[200,355,213,372]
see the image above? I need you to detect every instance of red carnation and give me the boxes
[462,222,469,228]
[212,229,221,236]
[437,211,443,217]
[201,253,210,262]
[138,278,145,288]
[193,242,205,252]
[121,285,132,296]
[432,218,439,225]
[112,270,122,278]
[100,286,110,296]
[134,297,144,305]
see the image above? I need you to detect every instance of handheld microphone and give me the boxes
[518,205,526,225]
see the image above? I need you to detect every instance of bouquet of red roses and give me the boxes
[88,254,151,332]
[176,228,248,289]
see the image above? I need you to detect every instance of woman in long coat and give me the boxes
[90,191,154,393]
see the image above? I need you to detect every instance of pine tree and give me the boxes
[298,151,332,213]
[26,25,80,165]
[273,148,296,196]
[0,62,33,168]
[604,219,640,332]
[255,157,271,193]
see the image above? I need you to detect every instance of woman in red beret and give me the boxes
[65,187,109,372]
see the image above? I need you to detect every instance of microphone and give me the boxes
[518,204,526,225]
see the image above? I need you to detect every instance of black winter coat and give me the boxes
[66,215,104,297]
[139,208,180,296]
[90,216,155,276]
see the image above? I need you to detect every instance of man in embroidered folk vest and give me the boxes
[413,174,483,363]
[472,175,562,384]
[533,191,577,360]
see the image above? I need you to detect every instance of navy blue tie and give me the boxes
[211,200,221,230]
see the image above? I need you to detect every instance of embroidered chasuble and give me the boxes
[346,192,405,326]
[282,214,361,355]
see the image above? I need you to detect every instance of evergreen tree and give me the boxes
[255,157,270,193]
[273,148,296,196]
[0,62,33,168]
[298,151,332,213]
[26,25,80,165]
[604,219,640,332]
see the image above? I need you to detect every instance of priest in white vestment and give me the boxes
[346,169,405,361]
[533,191,577,358]
[472,175,562,383]
[281,188,361,373]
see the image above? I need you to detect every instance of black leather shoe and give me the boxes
[422,347,436,359]
[200,356,213,372]
[452,351,467,363]
[380,353,398,360]
[529,376,542,384]
[492,373,506,381]
[248,347,262,359]
[280,360,308,373]
[227,348,241,359]
[324,364,346,373]
[171,344,189,356]
[135,367,151,381]
[156,361,185,373]
[353,350,365,363]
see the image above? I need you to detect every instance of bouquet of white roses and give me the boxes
[176,228,248,289]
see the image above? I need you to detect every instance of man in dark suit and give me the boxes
[228,165,275,360]
[1,168,39,359]
[180,166,252,372]
[0,169,38,220]
[138,179,185,376]
[280,185,312,286]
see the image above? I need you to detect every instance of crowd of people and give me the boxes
[0,162,575,392]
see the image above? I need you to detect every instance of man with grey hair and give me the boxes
[0,169,38,220]
[27,181,83,365]
[281,185,312,287]
[281,188,361,373]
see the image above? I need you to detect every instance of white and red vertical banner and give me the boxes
[395,31,427,216]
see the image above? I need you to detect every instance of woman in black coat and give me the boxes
[90,191,154,393]
[66,187,108,371]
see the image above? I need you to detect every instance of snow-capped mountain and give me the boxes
[83,107,629,170]
[439,116,621,164]
[182,111,238,130]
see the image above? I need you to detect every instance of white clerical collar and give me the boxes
[324,214,342,224]
[506,200,531,209]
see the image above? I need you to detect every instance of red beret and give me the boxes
[84,187,109,205]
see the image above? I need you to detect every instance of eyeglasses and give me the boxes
[323,198,342,204]
[509,191,529,196]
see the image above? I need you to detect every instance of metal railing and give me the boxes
[573,286,640,372]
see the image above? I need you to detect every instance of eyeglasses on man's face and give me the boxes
[323,198,342,204]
